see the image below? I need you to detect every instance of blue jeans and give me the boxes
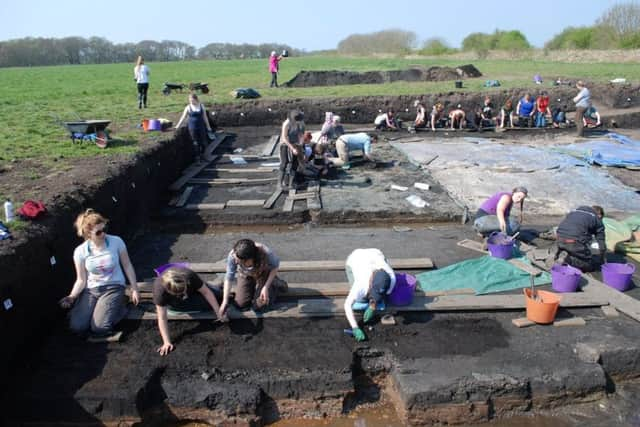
[535,112,546,127]
[473,215,521,236]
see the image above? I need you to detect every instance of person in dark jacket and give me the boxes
[555,205,606,272]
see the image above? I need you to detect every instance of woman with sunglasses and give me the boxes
[59,209,139,336]
[219,239,287,316]
[153,266,226,356]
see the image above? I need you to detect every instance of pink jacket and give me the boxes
[269,55,280,73]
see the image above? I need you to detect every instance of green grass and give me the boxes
[0,56,638,165]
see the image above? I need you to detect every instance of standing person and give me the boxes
[573,80,591,137]
[473,187,528,236]
[414,100,427,129]
[153,266,225,356]
[343,248,396,342]
[59,209,139,337]
[218,239,288,316]
[430,103,445,131]
[134,56,150,109]
[535,91,551,128]
[328,133,378,168]
[278,109,305,188]
[269,51,284,88]
[175,93,213,162]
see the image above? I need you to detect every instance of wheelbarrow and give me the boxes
[63,120,111,148]
[189,82,210,94]
[162,82,186,96]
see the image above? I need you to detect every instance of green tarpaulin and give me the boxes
[603,214,640,262]
[416,256,551,295]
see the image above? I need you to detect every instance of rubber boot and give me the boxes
[277,170,287,190]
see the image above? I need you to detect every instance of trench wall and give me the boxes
[208,83,640,127]
[0,131,193,388]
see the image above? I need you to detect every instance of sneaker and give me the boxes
[539,230,556,240]
[341,163,351,170]
[556,250,569,266]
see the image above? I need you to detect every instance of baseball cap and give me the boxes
[370,270,391,303]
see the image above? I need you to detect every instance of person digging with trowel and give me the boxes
[344,248,396,342]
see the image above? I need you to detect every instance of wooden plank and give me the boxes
[188,177,276,185]
[583,274,640,322]
[222,154,279,159]
[263,188,283,209]
[189,257,435,273]
[262,135,280,156]
[457,239,487,253]
[512,317,535,328]
[203,168,277,173]
[508,259,542,276]
[601,305,620,318]
[168,160,210,192]
[306,181,322,210]
[203,133,228,161]
[174,186,194,208]
[554,317,586,327]
[185,203,226,210]
[287,191,318,201]
[127,292,609,321]
[226,199,266,207]
[282,189,296,212]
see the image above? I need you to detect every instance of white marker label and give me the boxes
[50,255,56,266]
[3,298,13,310]
[112,196,118,203]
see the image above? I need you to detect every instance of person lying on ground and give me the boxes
[473,187,528,237]
[153,266,226,356]
[532,206,606,272]
[414,100,427,129]
[374,109,398,131]
[449,107,466,130]
[59,209,139,337]
[535,91,551,128]
[327,133,378,168]
[516,93,536,127]
[278,109,305,189]
[480,97,495,128]
[583,106,601,128]
[344,248,396,342]
[431,102,446,131]
[219,239,288,316]
[175,93,213,162]
[499,99,515,128]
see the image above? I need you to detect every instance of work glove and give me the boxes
[353,327,366,342]
[363,306,376,324]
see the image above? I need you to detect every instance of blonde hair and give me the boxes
[74,209,107,240]
[136,56,144,67]
[160,268,190,299]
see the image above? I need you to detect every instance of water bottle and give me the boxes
[4,199,14,223]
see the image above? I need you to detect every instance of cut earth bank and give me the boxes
[1,87,640,426]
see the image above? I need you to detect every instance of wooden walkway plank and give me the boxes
[226,199,266,207]
[263,189,283,209]
[185,203,226,210]
[262,135,280,156]
[168,161,210,192]
[583,274,640,322]
[204,133,228,161]
[282,189,297,212]
[188,177,276,185]
[189,257,435,273]
[174,186,194,208]
[203,168,277,173]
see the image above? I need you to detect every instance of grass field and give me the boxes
[0,55,638,165]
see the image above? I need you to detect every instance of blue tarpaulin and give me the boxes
[555,133,640,167]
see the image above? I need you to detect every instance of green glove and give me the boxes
[353,327,366,342]
[363,306,376,324]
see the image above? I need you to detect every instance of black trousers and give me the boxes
[137,83,149,106]
[270,72,278,87]
[558,239,597,272]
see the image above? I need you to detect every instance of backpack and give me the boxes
[17,200,47,219]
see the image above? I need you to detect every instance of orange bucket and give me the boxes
[142,119,150,132]
[524,288,561,324]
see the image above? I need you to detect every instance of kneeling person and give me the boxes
[330,133,377,167]
[556,205,606,272]
[154,267,225,356]
[344,248,396,342]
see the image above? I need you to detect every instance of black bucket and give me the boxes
[455,81,463,89]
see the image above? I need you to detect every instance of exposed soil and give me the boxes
[283,64,482,87]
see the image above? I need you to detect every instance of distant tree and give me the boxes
[419,38,455,55]
[337,29,417,55]
[461,32,493,52]
[462,30,530,52]
[597,2,640,38]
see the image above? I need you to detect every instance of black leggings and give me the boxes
[137,83,149,106]
[270,72,278,88]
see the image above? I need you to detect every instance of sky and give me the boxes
[0,0,625,51]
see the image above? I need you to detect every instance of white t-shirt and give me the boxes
[73,235,127,289]
[346,248,396,302]
[374,113,388,126]
[134,64,150,84]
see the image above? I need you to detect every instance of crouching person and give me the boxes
[329,133,377,168]
[219,239,288,316]
[556,206,606,272]
[59,209,139,337]
[344,248,396,342]
[154,266,226,356]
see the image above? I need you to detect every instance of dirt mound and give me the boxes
[284,64,483,88]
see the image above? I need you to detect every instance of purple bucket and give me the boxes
[602,262,635,291]
[154,262,190,276]
[148,119,162,131]
[551,264,582,292]
[389,273,417,306]
[486,232,514,260]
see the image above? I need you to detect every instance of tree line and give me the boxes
[0,37,301,68]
